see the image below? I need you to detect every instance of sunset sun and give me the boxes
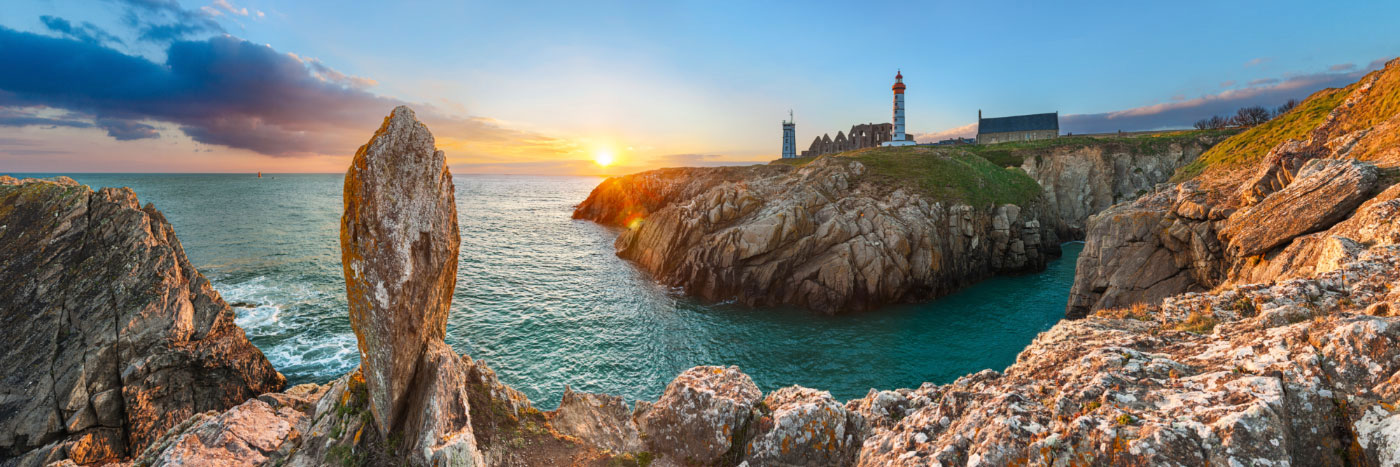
[594,150,615,167]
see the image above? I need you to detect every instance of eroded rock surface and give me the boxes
[856,246,1400,466]
[636,366,762,464]
[575,157,1060,314]
[341,105,461,434]
[1220,158,1377,258]
[548,388,643,454]
[744,386,864,466]
[0,176,284,465]
[340,106,484,465]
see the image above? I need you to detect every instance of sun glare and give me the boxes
[594,150,615,167]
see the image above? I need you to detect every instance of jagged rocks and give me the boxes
[744,386,865,466]
[0,176,284,464]
[340,106,481,465]
[1221,159,1378,258]
[636,366,762,464]
[855,246,1400,466]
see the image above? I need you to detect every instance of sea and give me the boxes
[12,173,1082,409]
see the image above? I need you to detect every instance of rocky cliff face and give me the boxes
[0,176,284,466]
[576,156,1060,314]
[1067,58,1400,319]
[1019,136,1223,239]
[573,133,1228,314]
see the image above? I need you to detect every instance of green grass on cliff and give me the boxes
[964,129,1238,168]
[1172,87,1351,181]
[847,146,1042,207]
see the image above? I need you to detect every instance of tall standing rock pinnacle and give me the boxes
[341,105,461,433]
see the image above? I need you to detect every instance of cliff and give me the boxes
[1010,132,1230,239]
[575,148,1061,314]
[1067,57,1400,318]
[0,177,284,466]
[574,130,1229,314]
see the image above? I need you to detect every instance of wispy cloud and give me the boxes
[1330,63,1357,71]
[108,0,226,42]
[1244,57,1271,67]
[920,58,1393,137]
[39,16,123,46]
[911,122,977,143]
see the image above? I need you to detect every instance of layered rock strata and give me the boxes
[0,176,284,466]
[575,157,1060,314]
[1067,58,1400,318]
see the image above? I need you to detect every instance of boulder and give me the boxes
[340,105,460,432]
[0,177,284,462]
[636,366,762,464]
[549,387,643,453]
[1221,159,1378,258]
[743,386,864,466]
[132,398,306,466]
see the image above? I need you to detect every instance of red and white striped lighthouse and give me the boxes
[883,70,915,147]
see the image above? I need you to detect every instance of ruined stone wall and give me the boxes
[801,123,892,157]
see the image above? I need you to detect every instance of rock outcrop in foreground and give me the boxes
[340,106,478,465]
[128,238,1400,466]
[0,177,284,466]
[574,155,1060,314]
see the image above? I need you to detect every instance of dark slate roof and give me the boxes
[978,112,1059,134]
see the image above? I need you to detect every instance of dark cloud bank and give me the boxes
[0,25,408,156]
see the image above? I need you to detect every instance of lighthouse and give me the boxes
[882,70,916,147]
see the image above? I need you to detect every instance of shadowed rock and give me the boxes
[341,105,461,432]
[0,176,284,464]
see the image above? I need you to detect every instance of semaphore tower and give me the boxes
[781,110,797,159]
[882,70,916,147]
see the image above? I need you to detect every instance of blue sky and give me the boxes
[0,0,1396,173]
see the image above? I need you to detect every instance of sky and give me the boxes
[0,1,1396,175]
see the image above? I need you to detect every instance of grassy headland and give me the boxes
[771,129,1232,208]
[771,146,1041,208]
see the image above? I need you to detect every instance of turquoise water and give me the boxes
[10,173,1080,408]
